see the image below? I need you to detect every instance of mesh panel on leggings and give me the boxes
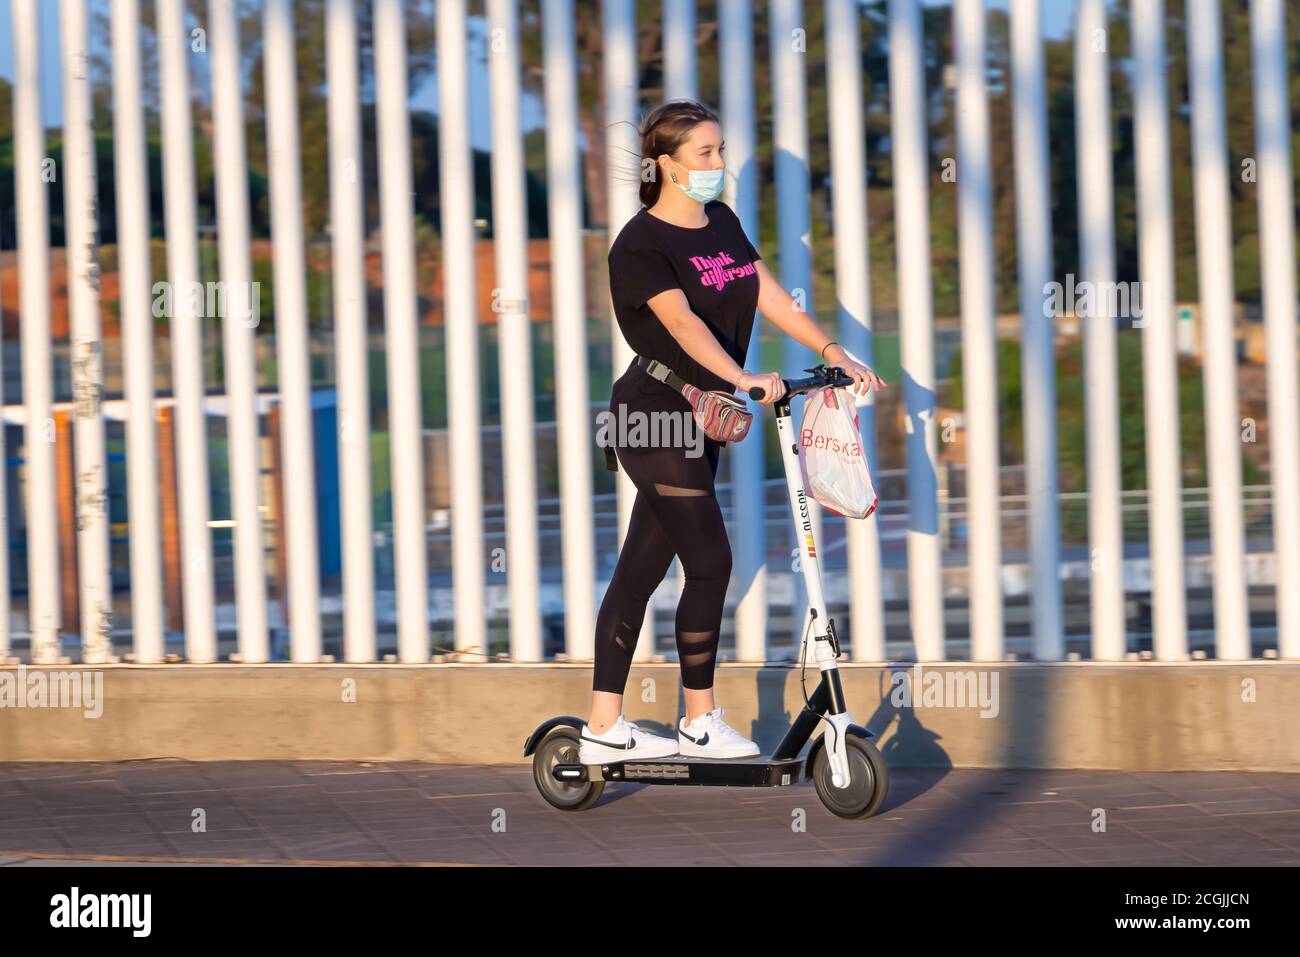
[654,483,709,497]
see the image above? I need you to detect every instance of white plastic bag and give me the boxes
[798,385,878,519]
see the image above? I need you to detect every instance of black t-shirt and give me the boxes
[607,199,762,401]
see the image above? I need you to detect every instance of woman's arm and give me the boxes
[644,288,784,402]
[752,260,888,395]
[754,260,837,355]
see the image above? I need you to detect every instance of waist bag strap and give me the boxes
[636,355,689,392]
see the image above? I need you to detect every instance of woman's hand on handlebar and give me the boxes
[737,371,784,405]
[826,345,888,396]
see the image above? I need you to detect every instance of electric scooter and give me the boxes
[524,365,889,819]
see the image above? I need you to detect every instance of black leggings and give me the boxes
[593,438,732,694]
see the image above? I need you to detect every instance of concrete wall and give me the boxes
[0,662,1297,771]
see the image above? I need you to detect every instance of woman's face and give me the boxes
[662,120,725,184]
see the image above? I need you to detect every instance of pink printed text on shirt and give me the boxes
[689,251,757,291]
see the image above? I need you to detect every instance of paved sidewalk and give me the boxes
[1,761,1298,866]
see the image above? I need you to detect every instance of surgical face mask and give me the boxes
[665,156,725,204]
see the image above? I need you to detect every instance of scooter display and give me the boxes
[524,365,889,819]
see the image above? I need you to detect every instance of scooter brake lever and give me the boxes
[825,618,842,658]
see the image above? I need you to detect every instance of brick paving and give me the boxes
[0,761,1298,866]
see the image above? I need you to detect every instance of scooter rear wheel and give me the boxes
[532,726,605,811]
[812,734,888,819]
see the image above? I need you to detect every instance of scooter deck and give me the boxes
[555,754,806,788]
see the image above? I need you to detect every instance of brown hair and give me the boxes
[638,99,722,208]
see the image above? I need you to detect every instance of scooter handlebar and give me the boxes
[746,365,853,403]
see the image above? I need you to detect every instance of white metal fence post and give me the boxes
[265,0,324,662]
[1187,0,1250,661]
[888,0,945,661]
[60,0,112,664]
[1250,0,1300,661]
[374,0,430,664]
[209,0,270,662]
[954,0,1005,661]
[1131,0,1189,661]
[542,0,598,661]
[1074,0,1127,661]
[486,0,538,661]
[326,0,377,662]
[442,0,493,661]
[111,0,165,663]
[1010,0,1064,660]
[14,0,61,663]
[157,0,218,664]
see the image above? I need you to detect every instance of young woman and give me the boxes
[580,99,887,764]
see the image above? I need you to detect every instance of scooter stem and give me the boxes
[773,396,838,671]
[770,376,857,789]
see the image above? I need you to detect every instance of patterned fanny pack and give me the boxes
[636,356,754,445]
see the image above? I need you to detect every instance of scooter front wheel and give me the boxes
[812,734,889,819]
[532,726,605,811]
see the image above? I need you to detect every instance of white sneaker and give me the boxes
[578,715,679,764]
[677,707,761,759]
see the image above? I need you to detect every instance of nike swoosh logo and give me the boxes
[680,730,709,746]
[582,734,634,750]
